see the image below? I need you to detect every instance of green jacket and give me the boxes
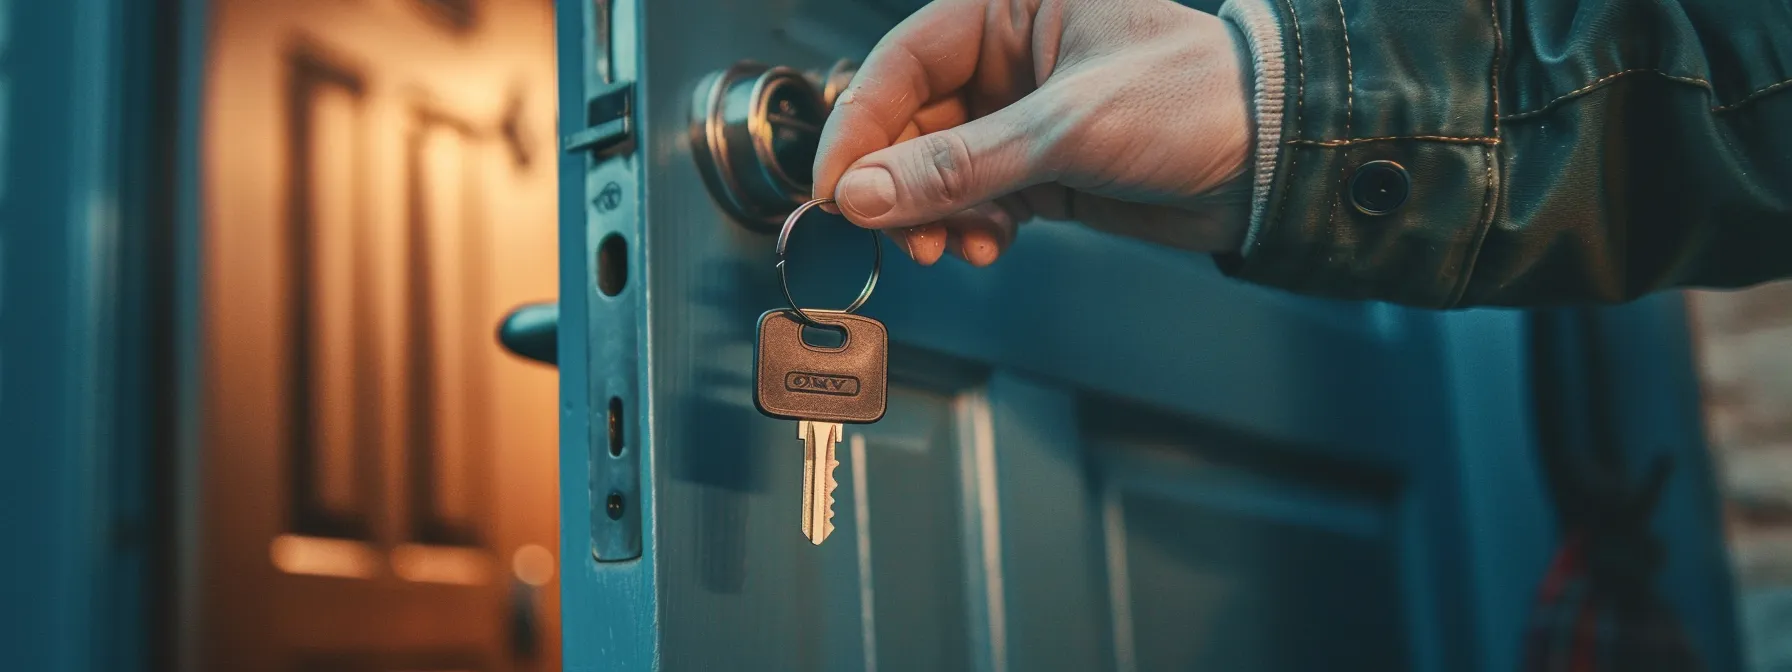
[1216,0,1792,308]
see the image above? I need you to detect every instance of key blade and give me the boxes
[800,421,822,544]
[799,420,842,545]
[803,420,837,545]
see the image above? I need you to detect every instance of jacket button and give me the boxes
[1349,160,1409,215]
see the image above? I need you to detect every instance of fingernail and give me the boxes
[965,235,997,267]
[902,230,917,260]
[838,167,896,219]
[909,226,943,265]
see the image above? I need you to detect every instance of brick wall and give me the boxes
[1685,283,1792,671]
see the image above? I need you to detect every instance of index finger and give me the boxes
[811,0,988,206]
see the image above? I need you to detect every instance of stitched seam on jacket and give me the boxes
[1713,77,1792,113]
[1289,135,1499,146]
[1285,0,1306,141]
[1448,0,1505,308]
[1501,72,1792,120]
[1500,69,1713,120]
[1325,0,1354,260]
[1270,0,1307,243]
[1335,0,1354,137]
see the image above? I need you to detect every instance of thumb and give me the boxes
[832,102,1052,230]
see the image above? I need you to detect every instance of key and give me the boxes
[797,419,842,546]
[755,308,888,545]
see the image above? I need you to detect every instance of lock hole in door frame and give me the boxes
[607,396,625,457]
[597,231,627,296]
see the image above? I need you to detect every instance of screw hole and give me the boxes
[606,492,625,520]
[607,397,624,457]
[597,233,627,296]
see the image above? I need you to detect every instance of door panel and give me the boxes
[874,222,1418,458]
[981,373,1421,672]
[854,386,975,672]
[200,1,560,670]
[1091,411,1405,672]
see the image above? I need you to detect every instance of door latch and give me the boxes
[563,79,635,158]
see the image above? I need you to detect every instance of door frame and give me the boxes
[1,0,204,669]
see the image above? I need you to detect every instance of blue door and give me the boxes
[545,1,1743,671]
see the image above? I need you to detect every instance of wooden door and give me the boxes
[197,1,561,670]
[554,1,1739,671]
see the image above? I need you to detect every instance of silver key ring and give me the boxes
[776,197,881,329]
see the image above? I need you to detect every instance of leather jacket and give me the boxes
[1215,0,1792,308]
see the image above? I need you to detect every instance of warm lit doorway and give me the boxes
[192,0,561,669]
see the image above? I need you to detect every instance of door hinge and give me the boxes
[563,80,634,157]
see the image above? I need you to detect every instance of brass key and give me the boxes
[754,197,888,546]
[756,309,887,545]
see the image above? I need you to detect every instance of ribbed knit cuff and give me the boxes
[1218,0,1287,252]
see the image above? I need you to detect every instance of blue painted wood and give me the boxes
[1430,309,1554,672]
[167,0,208,666]
[2,0,186,668]
[557,0,659,670]
[1579,297,1745,672]
[556,2,1741,672]
[982,375,1110,672]
[5,3,93,664]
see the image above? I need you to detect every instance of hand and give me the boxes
[812,0,1256,267]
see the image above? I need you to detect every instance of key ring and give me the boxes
[776,197,881,329]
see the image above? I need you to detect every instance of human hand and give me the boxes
[812,0,1256,267]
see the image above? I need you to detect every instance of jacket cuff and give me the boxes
[1212,0,1503,308]
[1218,0,1286,253]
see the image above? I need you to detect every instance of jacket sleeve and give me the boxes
[1214,0,1792,308]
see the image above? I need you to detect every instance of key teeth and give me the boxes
[822,456,839,538]
[799,423,844,546]
[826,459,840,512]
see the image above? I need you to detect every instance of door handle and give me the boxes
[497,301,558,366]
